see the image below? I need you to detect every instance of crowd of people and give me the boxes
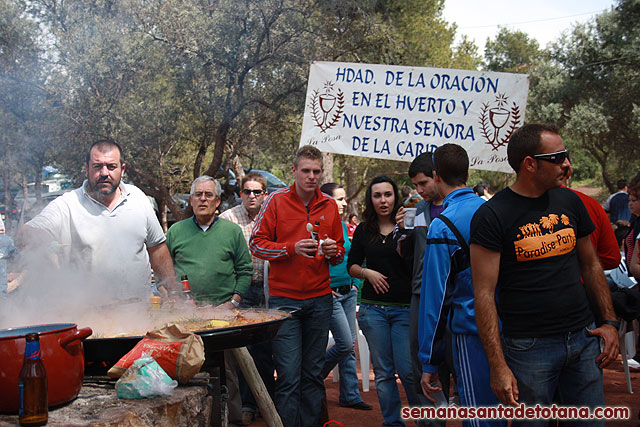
[2,124,640,427]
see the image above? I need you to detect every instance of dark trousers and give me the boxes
[410,293,447,427]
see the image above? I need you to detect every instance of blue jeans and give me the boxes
[270,294,332,427]
[358,303,419,427]
[239,284,275,414]
[321,286,364,406]
[503,322,605,427]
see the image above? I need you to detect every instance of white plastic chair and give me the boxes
[355,315,370,392]
[620,318,639,394]
[326,333,340,382]
[325,309,371,392]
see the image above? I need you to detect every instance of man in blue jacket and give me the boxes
[418,144,504,426]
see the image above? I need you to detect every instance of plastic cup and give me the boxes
[404,207,417,229]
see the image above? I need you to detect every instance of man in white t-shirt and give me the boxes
[18,140,178,300]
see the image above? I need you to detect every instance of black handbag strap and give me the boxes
[438,214,470,256]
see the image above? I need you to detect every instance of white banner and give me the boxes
[300,61,529,172]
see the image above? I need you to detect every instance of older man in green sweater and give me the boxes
[166,175,252,426]
[166,175,252,307]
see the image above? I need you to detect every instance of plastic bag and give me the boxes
[115,353,178,399]
[108,323,204,384]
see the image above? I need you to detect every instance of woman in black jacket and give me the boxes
[347,175,418,426]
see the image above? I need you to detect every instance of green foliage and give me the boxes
[532,0,640,190]
[0,0,61,231]
[484,27,542,73]
[1,0,485,224]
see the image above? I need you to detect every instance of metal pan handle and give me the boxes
[198,327,243,338]
[272,306,300,315]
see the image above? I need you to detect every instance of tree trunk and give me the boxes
[345,162,368,218]
[203,120,230,179]
[159,198,168,233]
[586,143,612,193]
[319,153,334,187]
[21,177,29,211]
[193,142,208,179]
[35,167,42,205]
[3,166,12,234]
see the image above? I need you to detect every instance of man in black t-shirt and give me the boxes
[469,123,619,426]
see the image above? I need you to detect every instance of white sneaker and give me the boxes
[624,358,640,370]
[448,395,461,407]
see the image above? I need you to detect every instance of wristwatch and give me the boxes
[230,298,240,308]
[600,320,620,330]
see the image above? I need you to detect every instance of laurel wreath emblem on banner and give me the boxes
[479,94,521,151]
[309,81,344,133]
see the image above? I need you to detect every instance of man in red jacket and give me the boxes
[250,145,344,427]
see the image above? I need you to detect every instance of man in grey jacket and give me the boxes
[398,152,446,424]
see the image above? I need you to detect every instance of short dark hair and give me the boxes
[294,145,323,167]
[617,179,628,190]
[433,144,468,186]
[362,176,400,239]
[507,123,559,173]
[408,152,435,178]
[473,182,488,196]
[86,139,124,166]
[320,182,342,197]
[242,172,267,192]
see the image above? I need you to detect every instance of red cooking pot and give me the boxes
[0,323,92,414]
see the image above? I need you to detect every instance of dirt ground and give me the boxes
[253,353,640,427]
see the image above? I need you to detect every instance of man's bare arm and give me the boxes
[147,242,179,293]
[470,243,519,406]
[576,235,619,367]
[15,225,53,249]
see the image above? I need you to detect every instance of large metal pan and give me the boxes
[83,309,293,375]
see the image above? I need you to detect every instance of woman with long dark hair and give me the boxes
[320,182,371,410]
[347,175,418,425]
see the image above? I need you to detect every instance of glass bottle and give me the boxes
[18,333,47,426]
[181,275,193,301]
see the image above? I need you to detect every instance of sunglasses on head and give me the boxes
[241,189,264,196]
[532,150,570,164]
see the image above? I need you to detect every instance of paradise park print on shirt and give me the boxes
[514,214,577,262]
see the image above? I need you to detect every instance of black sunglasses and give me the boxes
[532,150,570,164]
[241,189,264,196]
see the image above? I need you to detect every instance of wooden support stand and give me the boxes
[230,346,283,427]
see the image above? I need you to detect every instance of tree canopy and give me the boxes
[531,0,640,190]
[0,0,480,229]
[2,0,638,233]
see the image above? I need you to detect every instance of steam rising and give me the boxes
[1,236,173,335]
[0,235,270,336]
